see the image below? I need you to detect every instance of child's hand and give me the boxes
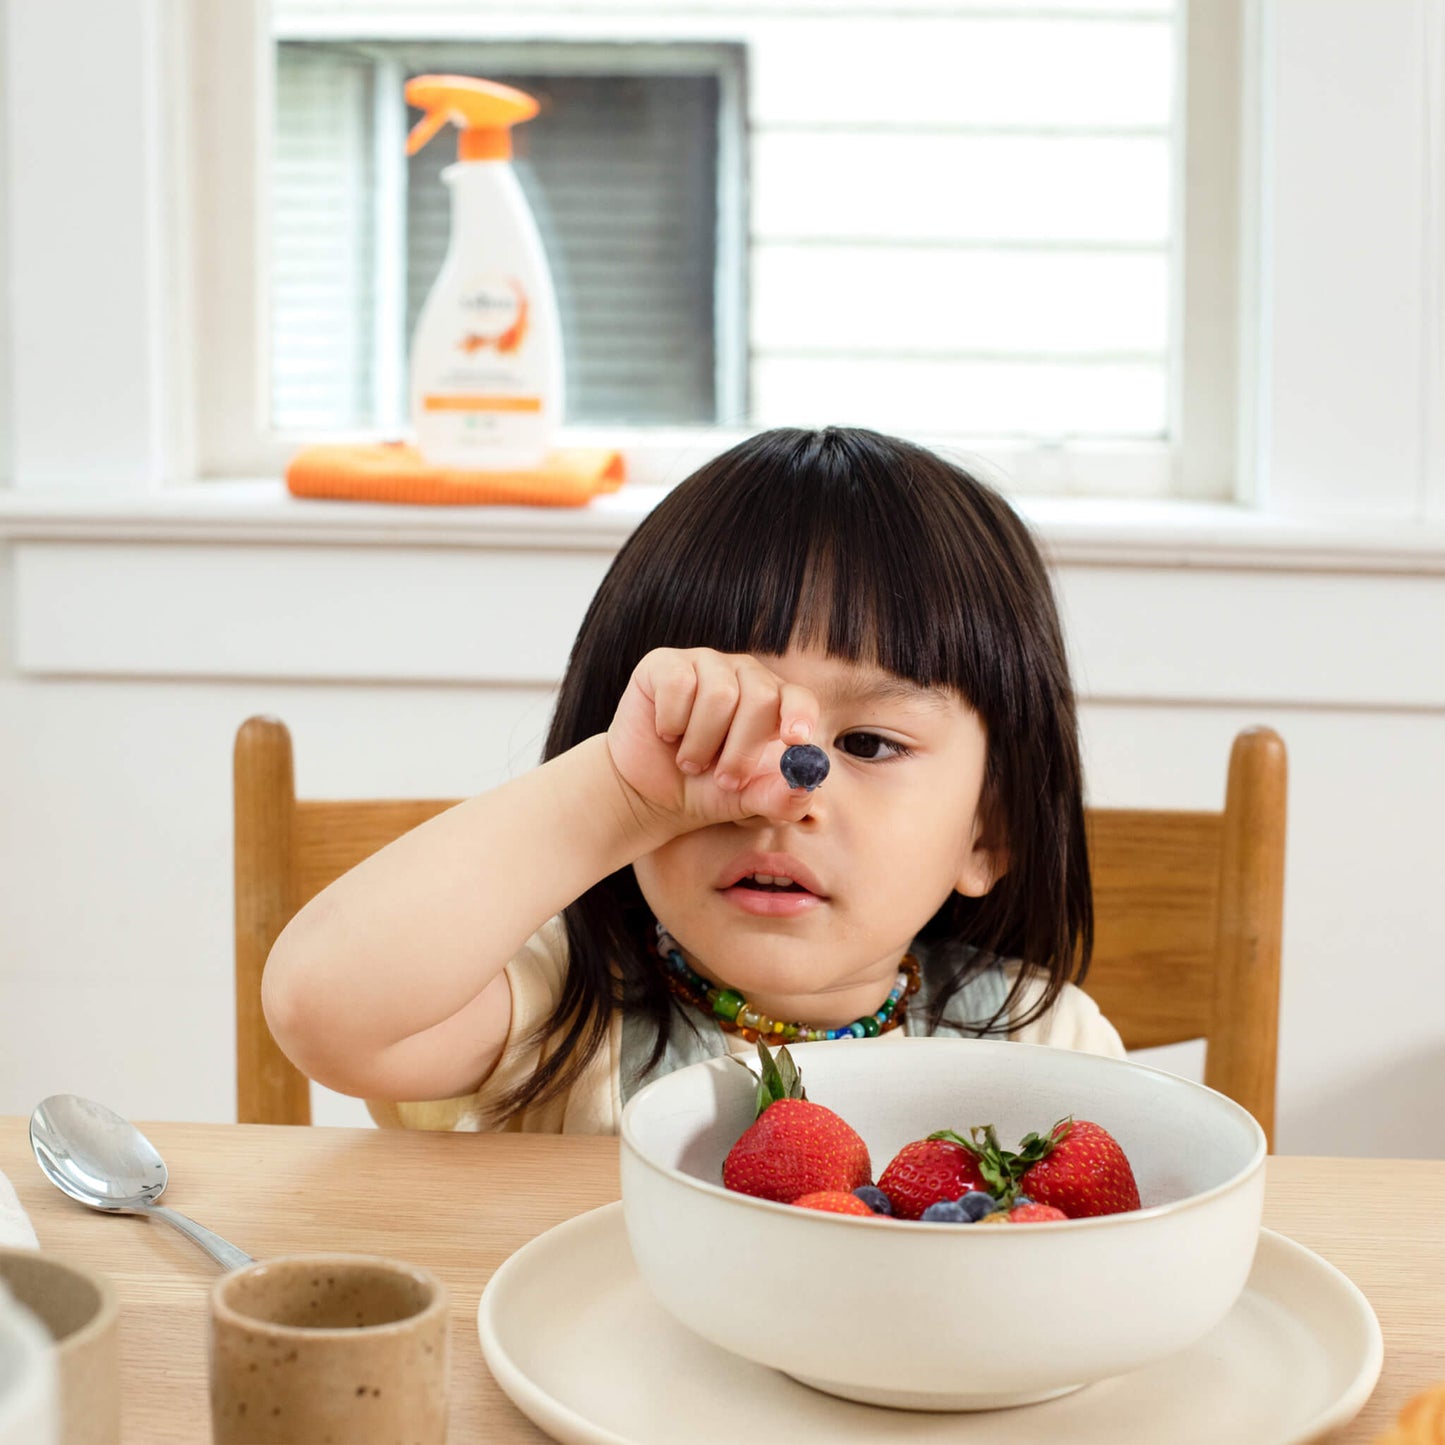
[607,647,822,834]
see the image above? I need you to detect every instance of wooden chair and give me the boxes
[1083,727,1287,1148]
[233,717,457,1128]
[235,717,1286,1145]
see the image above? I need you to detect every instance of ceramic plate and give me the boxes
[478,1202,1382,1445]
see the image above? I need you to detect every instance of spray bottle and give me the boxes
[405,75,564,470]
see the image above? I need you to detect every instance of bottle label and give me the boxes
[455,275,529,356]
[422,394,542,412]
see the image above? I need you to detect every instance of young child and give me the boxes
[262,426,1124,1133]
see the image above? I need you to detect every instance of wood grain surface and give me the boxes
[1,1119,1437,1443]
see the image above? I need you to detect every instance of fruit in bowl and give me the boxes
[619,1036,1266,1411]
[719,1039,1143,1224]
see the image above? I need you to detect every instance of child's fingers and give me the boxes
[777,683,821,747]
[628,649,822,808]
[711,661,788,789]
[738,765,820,823]
[672,655,744,775]
[645,653,699,743]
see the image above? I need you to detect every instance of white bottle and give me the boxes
[405,76,565,471]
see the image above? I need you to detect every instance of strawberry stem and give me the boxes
[1014,1115,1073,1164]
[750,1038,806,1118]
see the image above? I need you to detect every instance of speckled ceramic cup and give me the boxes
[0,1249,118,1445]
[208,1254,448,1444]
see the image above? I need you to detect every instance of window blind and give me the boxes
[272,45,377,431]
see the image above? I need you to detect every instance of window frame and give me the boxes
[190,0,1246,496]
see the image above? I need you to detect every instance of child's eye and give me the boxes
[837,731,914,762]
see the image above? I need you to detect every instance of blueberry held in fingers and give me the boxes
[779,743,830,791]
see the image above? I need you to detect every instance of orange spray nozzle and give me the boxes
[404,75,540,162]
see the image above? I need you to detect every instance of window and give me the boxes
[196,1,1243,495]
[272,41,745,431]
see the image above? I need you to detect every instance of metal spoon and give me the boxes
[29,1094,253,1270]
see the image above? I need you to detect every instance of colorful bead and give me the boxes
[712,988,744,1021]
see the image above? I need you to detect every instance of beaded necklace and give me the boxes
[654,925,921,1044]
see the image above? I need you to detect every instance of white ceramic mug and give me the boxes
[0,1279,59,1445]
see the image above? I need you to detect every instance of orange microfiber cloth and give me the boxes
[285,441,625,507]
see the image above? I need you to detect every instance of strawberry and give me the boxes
[1009,1118,1140,1218]
[1007,1202,1069,1224]
[792,1190,876,1216]
[877,1133,997,1220]
[722,1041,870,1203]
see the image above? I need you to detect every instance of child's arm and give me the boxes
[261,649,820,1104]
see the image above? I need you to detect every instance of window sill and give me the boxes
[6,480,1443,705]
[2,478,1445,574]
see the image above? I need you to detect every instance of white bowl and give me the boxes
[620,1036,1266,1411]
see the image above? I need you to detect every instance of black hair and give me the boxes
[490,426,1092,1122]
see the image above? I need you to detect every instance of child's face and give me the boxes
[632,644,1002,1026]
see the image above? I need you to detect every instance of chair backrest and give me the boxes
[235,717,1286,1145]
[1082,726,1286,1146]
[233,716,457,1128]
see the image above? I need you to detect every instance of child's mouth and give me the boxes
[721,871,824,916]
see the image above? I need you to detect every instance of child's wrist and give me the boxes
[568,735,681,859]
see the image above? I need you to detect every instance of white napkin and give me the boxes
[0,1169,38,1249]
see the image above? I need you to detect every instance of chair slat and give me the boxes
[1085,810,1223,1048]
[295,801,458,909]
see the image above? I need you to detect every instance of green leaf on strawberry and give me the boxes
[1012,1115,1075,1166]
[747,1038,807,1118]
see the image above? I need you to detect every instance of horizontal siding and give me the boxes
[749,18,1172,127]
[751,355,1165,434]
[276,2,1171,27]
[752,132,1169,243]
[752,246,1168,352]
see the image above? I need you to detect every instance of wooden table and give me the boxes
[1,1119,1439,1443]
